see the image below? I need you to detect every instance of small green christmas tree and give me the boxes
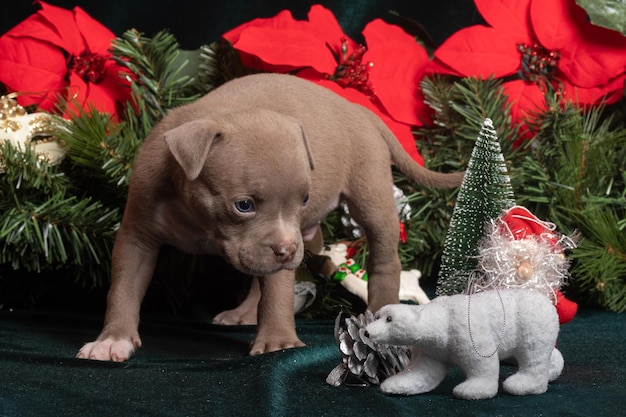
[436,118,516,296]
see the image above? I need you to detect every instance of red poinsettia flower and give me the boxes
[224,5,432,164]
[429,0,626,124]
[0,1,130,118]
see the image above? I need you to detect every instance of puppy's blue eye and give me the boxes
[234,200,255,213]
[303,194,309,206]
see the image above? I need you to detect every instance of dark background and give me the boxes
[2,1,482,50]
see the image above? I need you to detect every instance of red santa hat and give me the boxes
[497,206,578,324]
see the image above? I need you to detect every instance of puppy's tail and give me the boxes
[371,112,465,189]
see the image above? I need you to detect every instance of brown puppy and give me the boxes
[76,73,463,361]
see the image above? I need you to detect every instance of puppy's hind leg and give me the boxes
[212,277,261,325]
[346,173,402,311]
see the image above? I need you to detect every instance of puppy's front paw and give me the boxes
[249,335,305,356]
[76,337,140,362]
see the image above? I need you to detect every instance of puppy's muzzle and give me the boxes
[271,242,298,264]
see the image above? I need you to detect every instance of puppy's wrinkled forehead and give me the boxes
[208,110,312,178]
[165,108,314,187]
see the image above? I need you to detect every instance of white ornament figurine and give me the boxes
[363,289,563,400]
[323,243,430,305]
[0,94,65,169]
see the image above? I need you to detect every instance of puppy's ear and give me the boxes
[164,120,221,181]
[299,125,315,170]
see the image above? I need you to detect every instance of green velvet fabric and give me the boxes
[1,307,624,416]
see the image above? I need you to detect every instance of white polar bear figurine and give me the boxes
[364,289,563,400]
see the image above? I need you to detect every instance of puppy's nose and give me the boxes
[271,242,297,263]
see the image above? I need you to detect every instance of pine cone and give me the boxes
[326,310,412,387]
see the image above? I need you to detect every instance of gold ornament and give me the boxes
[0,94,66,170]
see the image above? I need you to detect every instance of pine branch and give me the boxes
[0,142,118,286]
[512,99,626,311]
[0,198,117,277]
[194,42,244,92]
[55,109,141,203]
[0,141,69,201]
[415,76,625,309]
[570,207,626,312]
[420,76,521,153]
[203,41,256,86]
[514,99,626,228]
[111,29,202,124]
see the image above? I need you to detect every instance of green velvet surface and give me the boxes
[1,307,624,416]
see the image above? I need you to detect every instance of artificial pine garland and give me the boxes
[0,28,219,301]
[416,78,626,311]
[513,100,626,311]
[1,17,625,312]
[0,140,118,285]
